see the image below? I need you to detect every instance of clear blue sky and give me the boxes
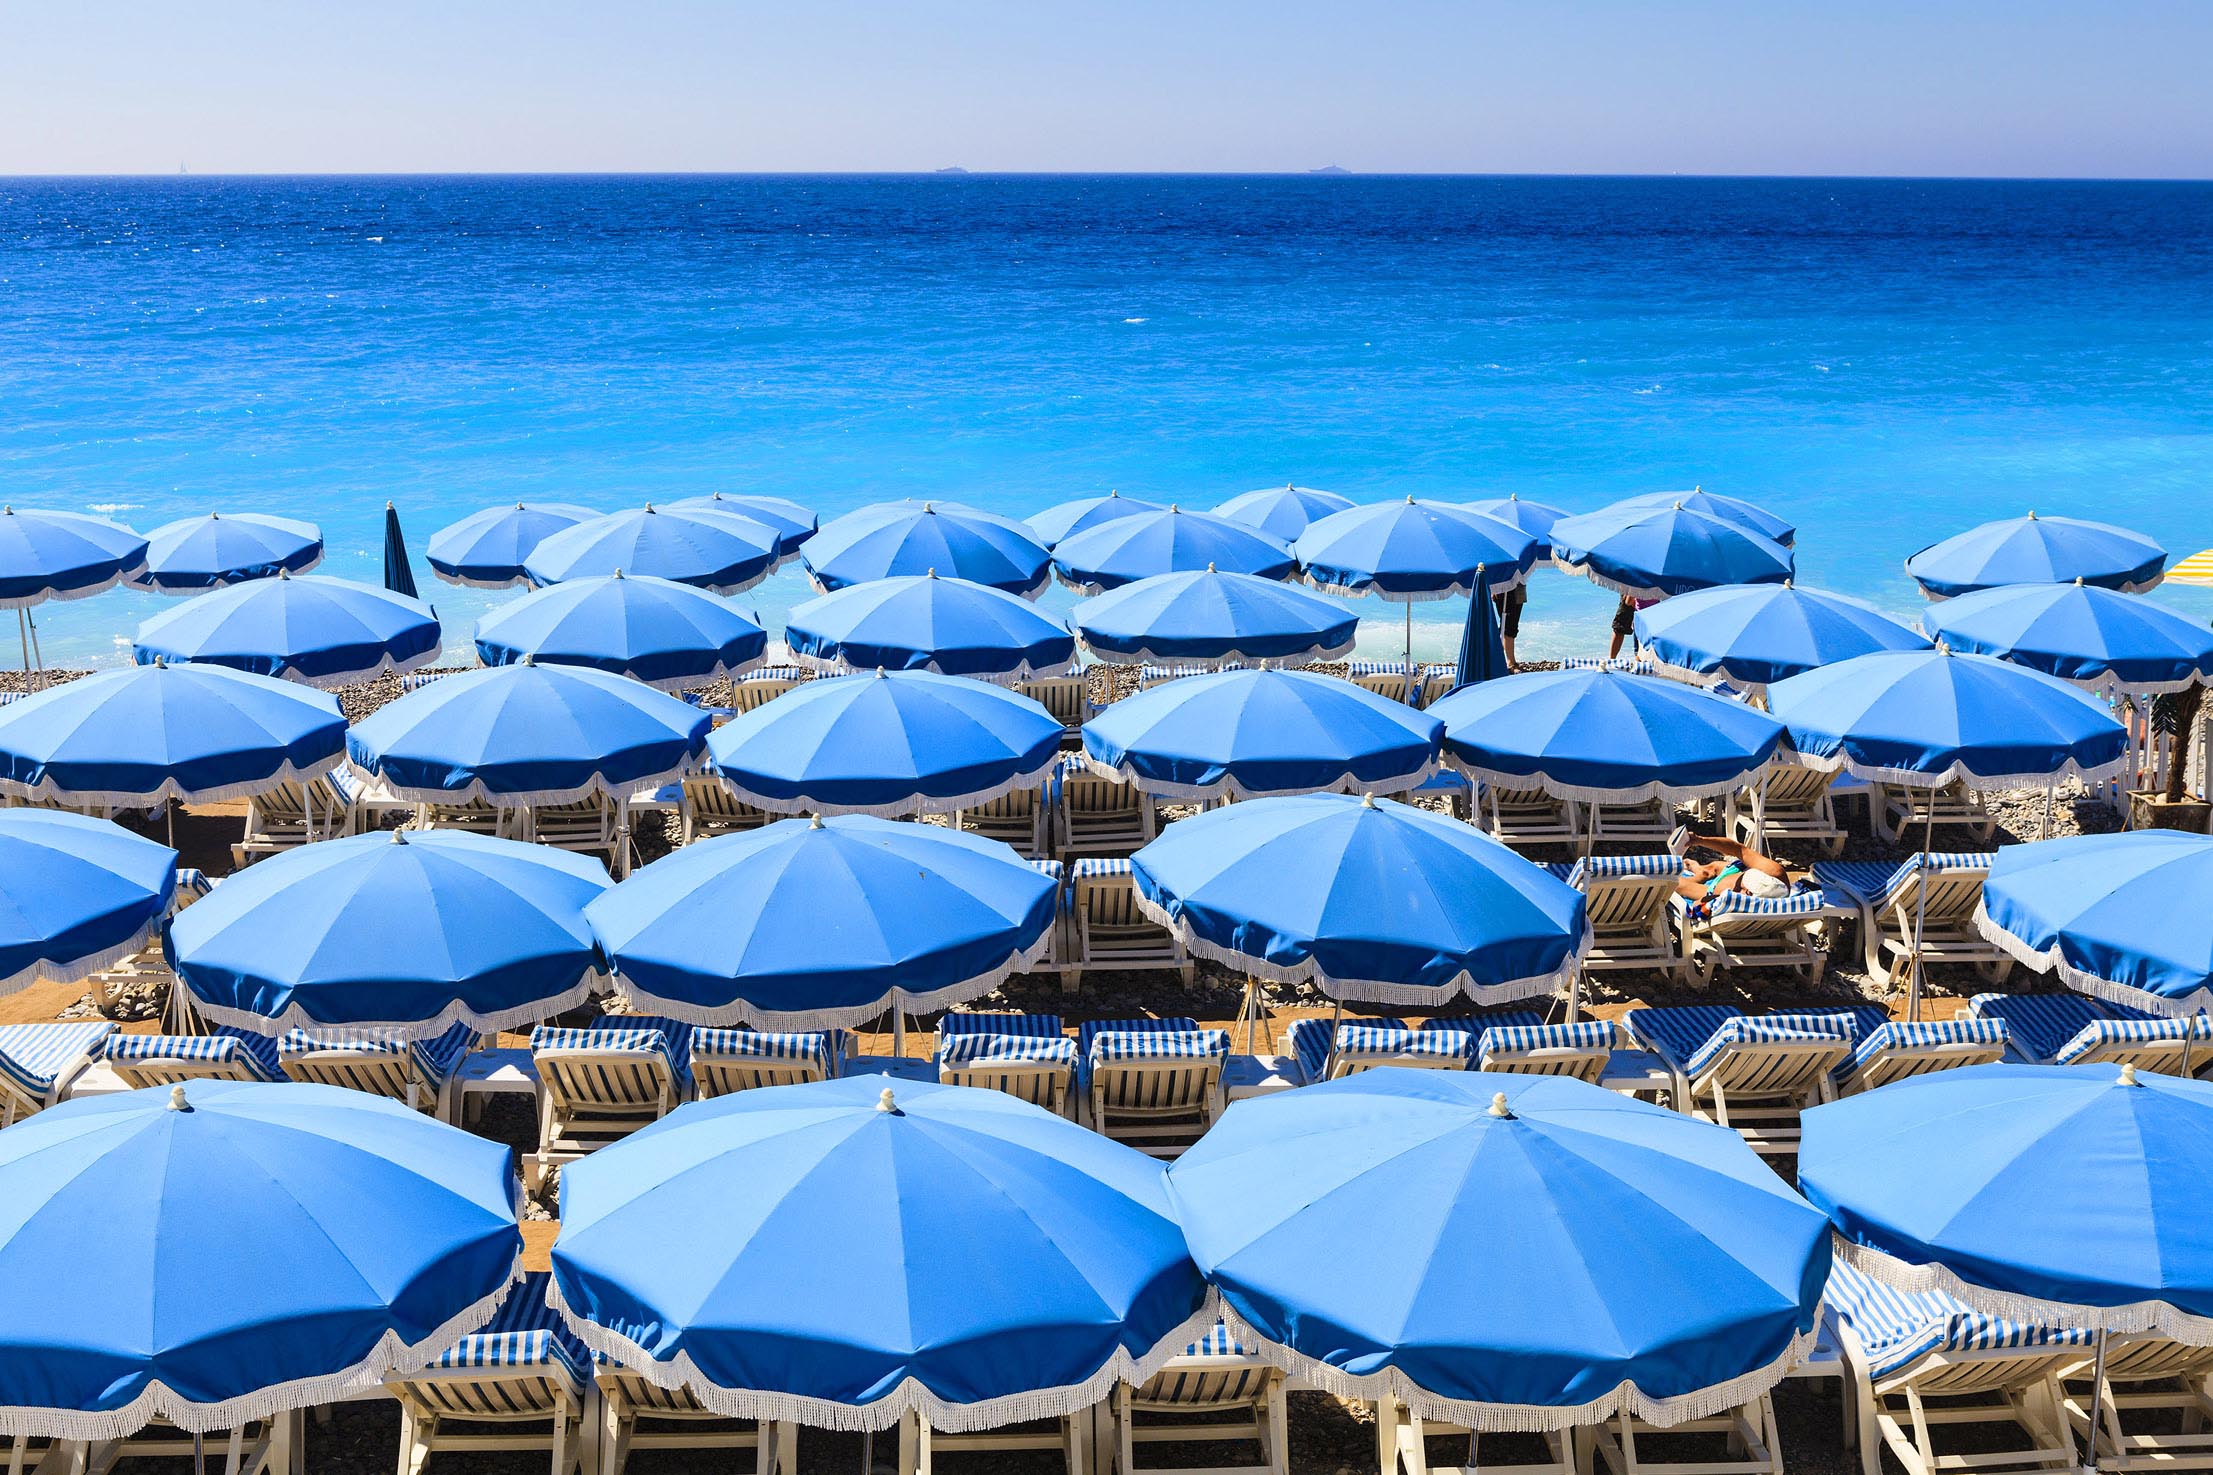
[4,1,2208,178]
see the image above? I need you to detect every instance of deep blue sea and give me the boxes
[4,174,2211,667]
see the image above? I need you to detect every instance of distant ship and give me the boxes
[1308,164,1351,176]
[934,166,970,175]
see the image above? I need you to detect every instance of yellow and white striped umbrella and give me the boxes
[2168,549,2213,587]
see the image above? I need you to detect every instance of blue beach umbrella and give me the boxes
[1081,669,1443,801]
[804,501,1051,597]
[1212,484,1356,545]
[381,501,420,599]
[706,669,1062,817]
[0,1082,521,1439]
[0,662,345,807]
[170,829,611,1037]
[1906,513,2167,600]
[1800,1065,2213,1339]
[1922,580,2213,695]
[525,504,782,595]
[1428,668,1784,803]
[1168,1072,1829,1426]
[1549,502,1793,601]
[1452,564,1509,690]
[1051,506,1297,594]
[1131,792,1588,1007]
[1294,497,1538,601]
[130,512,324,593]
[1976,831,2213,1018]
[0,506,148,609]
[132,571,443,688]
[1610,488,1796,549]
[1634,582,1932,692]
[587,816,1058,1025]
[427,502,597,590]
[0,810,176,1001]
[551,1076,1213,1429]
[347,661,710,806]
[783,572,1076,680]
[666,492,817,561]
[473,572,768,691]
[1456,493,1571,560]
[1026,488,1166,548]
[1071,568,1357,667]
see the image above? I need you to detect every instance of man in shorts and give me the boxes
[1492,583,1526,668]
[1606,594,1656,660]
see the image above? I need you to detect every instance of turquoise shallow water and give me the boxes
[3,174,2210,666]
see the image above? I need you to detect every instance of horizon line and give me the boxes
[4,168,2212,185]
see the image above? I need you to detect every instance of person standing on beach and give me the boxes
[1494,583,1525,668]
[1607,594,1648,659]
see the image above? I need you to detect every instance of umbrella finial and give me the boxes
[877,1087,900,1114]
[1488,1091,1512,1118]
[1405,494,1416,505]
[278,566,290,579]
[2121,1063,2141,1087]
[385,499,395,510]
[644,503,655,513]
[809,812,825,828]
[1361,791,1376,807]
[927,567,937,579]
[167,1084,191,1112]
[613,567,625,579]
[2074,575,2084,585]
[875,666,888,679]
[923,501,934,513]
[1206,561,1216,573]
[1672,499,1683,510]
[2028,509,2038,520]
[520,652,536,666]
[1784,577,1793,588]
[1170,503,1179,513]
[390,827,409,844]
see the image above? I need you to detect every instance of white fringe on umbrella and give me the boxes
[808,570,1052,602]
[430,567,532,591]
[346,756,704,810]
[1548,555,1677,604]
[1297,565,1530,603]
[1830,1236,2213,1346]
[1075,632,1359,668]
[132,550,328,596]
[1971,902,2213,1020]
[0,1258,523,1441]
[267,645,443,692]
[548,1278,1221,1435]
[1914,572,2169,603]
[0,915,168,1002]
[0,564,144,611]
[1778,748,2126,794]
[0,756,347,812]
[182,968,613,1041]
[786,651,1076,685]
[607,931,1057,1032]
[1075,750,1442,804]
[1212,1300,1819,1435]
[709,753,1061,821]
[1131,888,1590,1010]
[1640,655,1765,696]
[1442,753,1777,807]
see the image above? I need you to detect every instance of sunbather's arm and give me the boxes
[1680,832,1787,877]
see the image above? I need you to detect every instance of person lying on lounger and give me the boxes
[1676,831,1792,901]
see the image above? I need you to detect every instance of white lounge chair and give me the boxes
[689,1027,844,1099]
[1346,660,1414,704]
[1017,672,1093,742]
[957,783,1050,858]
[103,1027,289,1088]
[1967,993,2213,1074]
[1069,858,1191,981]
[1828,1015,2011,1098]
[1824,1257,2088,1475]
[1138,662,1242,690]
[0,1021,116,1126]
[416,797,526,840]
[1473,1018,1620,1084]
[1475,782,1580,851]
[1079,1018,1228,1158]
[1579,798,1678,853]
[893,1407,1093,1475]
[231,770,361,867]
[1283,1015,1480,1082]
[1673,887,1843,987]
[1622,1005,1855,1157]
[528,1017,692,1192]
[528,794,620,859]
[1544,854,1687,979]
[598,1372,795,1475]
[1054,760,1157,858]
[386,1271,594,1475]
[1873,780,1999,847]
[276,1022,479,1120]
[1727,762,1848,856]
[933,1012,1074,1115]
[730,666,809,714]
[677,777,777,844]
[2058,1335,2213,1473]
[1114,1323,1288,1475]
[1810,852,2012,990]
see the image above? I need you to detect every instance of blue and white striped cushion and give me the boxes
[1566,853,1682,888]
[2053,1015,2213,1067]
[1078,1016,1200,1058]
[743,666,811,684]
[1071,857,1136,880]
[427,1272,590,1393]
[1562,655,1657,674]
[937,1032,1080,1070]
[531,1018,692,1089]
[1346,660,1415,678]
[1085,1029,1230,1085]
[1029,858,1065,885]
[105,1027,286,1082]
[1623,1005,1747,1071]
[1680,1014,1856,1080]
[1835,1018,2009,1083]
[1334,1024,1475,1065]
[0,1022,116,1098]
[1180,1321,1251,1360]
[171,868,214,912]
[937,1011,1065,1043]
[1140,663,1240,684]
[1287,1016,1399,1083]
[1478,1020,1617,1059]
[1968,993,2117,1065]
[690,1028,842,1075]
[1812,853,1995,911]
[1674,888,1837,924]
[277,1022,480,1090]
[1824,1259,2094,1379]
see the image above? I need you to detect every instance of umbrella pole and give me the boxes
[2084,1327,2110,1473]
[13,608,27,693]
[1906,804,1935,1023]
[1319,999,1343,1079]
[2042,781,2056,841]
[1403,604,1413,702]
[26,609,41,693]
[193,1430,203,1475]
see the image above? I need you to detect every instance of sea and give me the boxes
[3,173,2211,669]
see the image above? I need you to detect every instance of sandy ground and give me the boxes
[2,662,2130,1473]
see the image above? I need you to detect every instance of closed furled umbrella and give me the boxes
[381,501,420,599]
[804,501,1051,597]
[132,572,442,688]
[426,503,597,590]
[131,513,324,593]
[1904,512,2167,600]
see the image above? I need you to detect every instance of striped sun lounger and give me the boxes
[388,1271,593,1475]
[1831,1016,2010,1096]
[1968,993,2213,1074]
[1069,857,1190,979]
[0,1021,116,1126]
[1810,852,2011,990]
[1624,1004,1855,1156]
[276,1022,479,1118]
[1824,1258,2088,1475]
[1545,853,1687,978]
[689,1027,845,1098]
[1115,1321,1288,1475]
[104,1026,287,1087]
[1079,1018,1228,1158]
[936,1031,1080,1116]
[1672,885,1842,986]
[528,1016,694,1192]
[1474,1019,1619,1083]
